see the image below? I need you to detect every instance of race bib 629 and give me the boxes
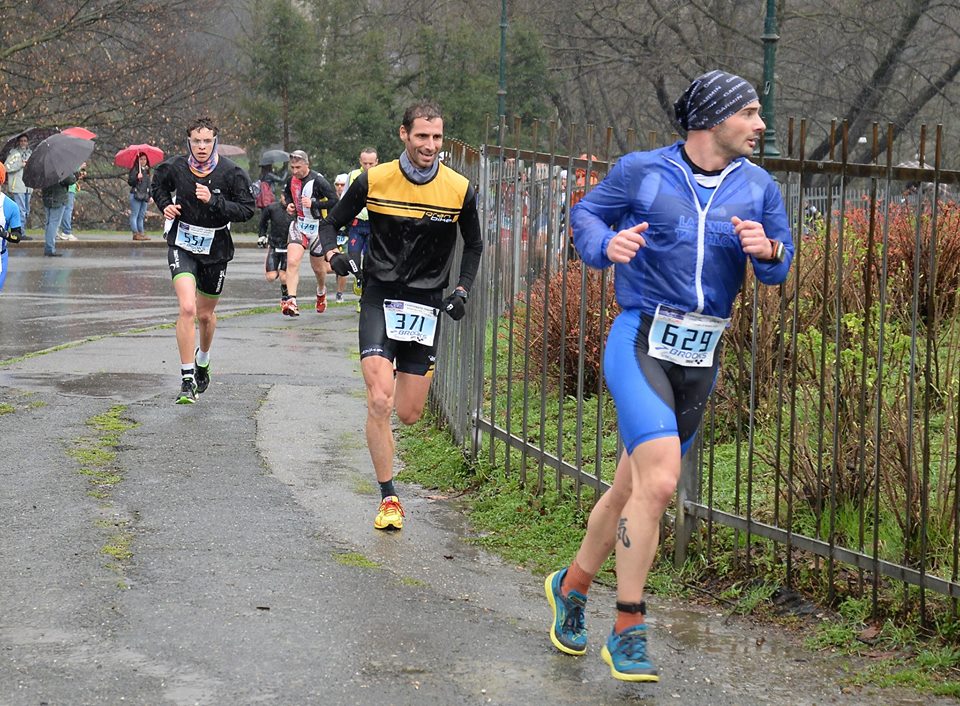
[647,305,726,367]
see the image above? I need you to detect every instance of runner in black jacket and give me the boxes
[151,116,255,404]
[258,195,293,307]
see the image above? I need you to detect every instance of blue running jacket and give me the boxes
[570,142,793,318]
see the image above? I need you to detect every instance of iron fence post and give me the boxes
[674,443,700,569]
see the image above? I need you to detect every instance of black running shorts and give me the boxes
[167,246,228,296]
[265,246,287,274]
[359,283,442,376]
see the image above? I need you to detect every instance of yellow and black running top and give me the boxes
[318,159,483,294]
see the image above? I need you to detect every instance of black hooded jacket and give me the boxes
[152,155,256,262]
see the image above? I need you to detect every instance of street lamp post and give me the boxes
[760,0,781,157]
[498,0,507,120]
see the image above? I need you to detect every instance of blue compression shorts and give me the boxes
[604,308,721,456]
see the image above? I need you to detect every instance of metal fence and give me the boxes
[433,119,960,618]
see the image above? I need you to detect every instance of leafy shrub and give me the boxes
[507,198,960,577]
[715,198,960,574]
[513,260,619,395]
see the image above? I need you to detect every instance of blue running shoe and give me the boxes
[544,569,587,655]
[601,624,660,682]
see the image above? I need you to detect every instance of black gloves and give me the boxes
[442,288,468,320]
[257,235,267,248]
[328,252,360,278]
[0,225,19,244]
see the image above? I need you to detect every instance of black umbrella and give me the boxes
[0,126,60,163]
[23,134,95,189]
[259,149,289,166]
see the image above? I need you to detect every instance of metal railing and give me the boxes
[433,119,960,617]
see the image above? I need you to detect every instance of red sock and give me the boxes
[614,607,645,633]
[561,560,594,597]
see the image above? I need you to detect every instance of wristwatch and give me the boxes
[768,239,785,263]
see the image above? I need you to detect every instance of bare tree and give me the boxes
[523,0,960,161]
[0,0,237,154]
[0,0,244,227]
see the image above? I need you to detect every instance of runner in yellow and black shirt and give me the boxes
[315,100,482,531]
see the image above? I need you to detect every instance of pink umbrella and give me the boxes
[217,143,246,157]
[62,126,97,140]
[114,144,165,169]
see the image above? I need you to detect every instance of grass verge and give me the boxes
[396,415,602,578]
[396,412,960,696]
[70,405,139,587]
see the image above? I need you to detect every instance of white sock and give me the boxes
[181,366,194,379]
[196,349,210,367]
[317,286,326,296]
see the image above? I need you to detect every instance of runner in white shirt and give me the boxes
[280,150,338,316]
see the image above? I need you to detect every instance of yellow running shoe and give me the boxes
[374,495,404,530]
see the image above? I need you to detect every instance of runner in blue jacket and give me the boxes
[0,162,23,291]
[572,141,792,319]
[545,70,794,683]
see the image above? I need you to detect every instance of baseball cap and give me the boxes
[289,149,309,163]
[334,173,348,185]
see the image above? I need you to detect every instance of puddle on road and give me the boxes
[0,247,272,361]
[659,606,792,656]
[0,371,166,403]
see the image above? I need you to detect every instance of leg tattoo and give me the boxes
[617,517,631,548]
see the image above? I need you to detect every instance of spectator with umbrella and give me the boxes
[3,133,34,236]
[116,145,165,242]
[56,129,97,242]
[58,162,87,243]
[23,133,95,257]
[252,149,289,210]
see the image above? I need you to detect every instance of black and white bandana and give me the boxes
[673,70,759,132]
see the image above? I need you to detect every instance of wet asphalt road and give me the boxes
[0,241,948,705]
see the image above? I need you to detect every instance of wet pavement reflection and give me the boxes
[0,246,274,360]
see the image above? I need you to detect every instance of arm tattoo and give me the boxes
[617,517,631,548]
